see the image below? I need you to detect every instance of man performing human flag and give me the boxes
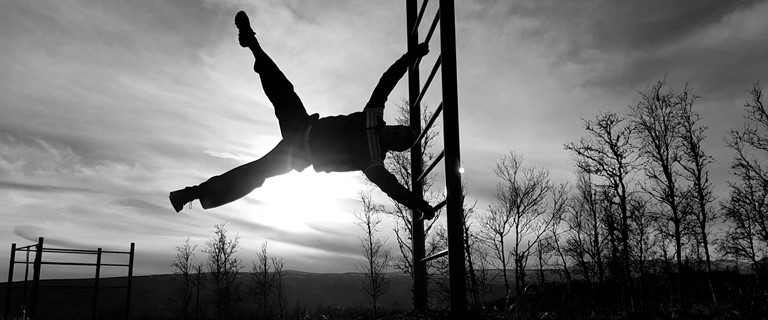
[170,11,438,220]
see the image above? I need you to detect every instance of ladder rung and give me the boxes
[412,55,442,109]
[411,0,431,37]
[417,150,444,184]
[409,9,441,71]
[418,200,446,223]
[421,249,448,263]
[424,9,441,46]
[414,103,443,146]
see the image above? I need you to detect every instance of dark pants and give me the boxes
[197,45,312,209]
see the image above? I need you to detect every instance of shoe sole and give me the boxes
[169,191,186,213]
[235,11,255,47]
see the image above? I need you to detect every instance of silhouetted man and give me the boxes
[169,11,437,219]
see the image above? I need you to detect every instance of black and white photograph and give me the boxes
[1,1,767,319]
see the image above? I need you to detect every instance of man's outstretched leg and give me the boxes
[235,11,315,139]
[169,136,309,212]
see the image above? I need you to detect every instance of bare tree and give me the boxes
[628,194,659,311]
[566,171,607,284]
[355,191,392,317]
[204,223,243,320]
[171,237,198,320]
[677,87,718,306]
[630,79,691,297]
[722,83,768,271]
[719,175,767,264]
[565,111,637,313]
[725,82,768,248]
[535,238,552,286]
[252,242,274,319]
[250,242,286,319]
[272,257,286,320]
[427,223,451,307]
[482,151,553,307]
[479,201,513,303]
[460,184,488,310]
[193,263,205,320]
[546,183,572,284]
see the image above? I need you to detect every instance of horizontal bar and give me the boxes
[417,149,445,184]
[421,249,448,263]
[40,262,99,266]
[424,9,441,46]
[101,250,132,255]
[42,248,98,255]
[37,262,131,267]
[414,103,443,146]
[100,263,132,267]
[413,55,442,109]
[42,248,131,255]
[14,244,38,250]
[411,0,430,37]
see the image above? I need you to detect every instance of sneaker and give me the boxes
[235,11,256,48]
[169,187,196,213]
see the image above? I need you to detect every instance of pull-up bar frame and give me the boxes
[4,237,135,320]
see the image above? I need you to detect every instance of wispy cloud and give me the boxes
[0,180,98,194]
[14,225,99,250]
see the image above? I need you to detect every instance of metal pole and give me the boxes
[125,243,135,320]
[29,237,44,319]
[92,248,102,320]
[407,0,427,311]
[439,0,467,315]
[22,249,30,313]
[4,243,16,320]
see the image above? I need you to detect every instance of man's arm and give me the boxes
[364,165,433,213]
[364,43,430,110]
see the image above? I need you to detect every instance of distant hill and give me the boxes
[0,271,430,320]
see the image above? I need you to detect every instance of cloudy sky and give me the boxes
[1,0,766,279]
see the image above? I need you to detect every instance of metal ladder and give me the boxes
[406,0,466,315]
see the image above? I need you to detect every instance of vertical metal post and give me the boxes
[29,237,43,319]
[407,0,427,311]
[4,243,16,320]
[439,0,467,315]
[92,248,102,320]
[125,243,135,320]
[22,249,30,312]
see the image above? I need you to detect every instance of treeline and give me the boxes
[169,224,289,320]
[372,80,767,319]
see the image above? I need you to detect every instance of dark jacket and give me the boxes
[306,50,431,213]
